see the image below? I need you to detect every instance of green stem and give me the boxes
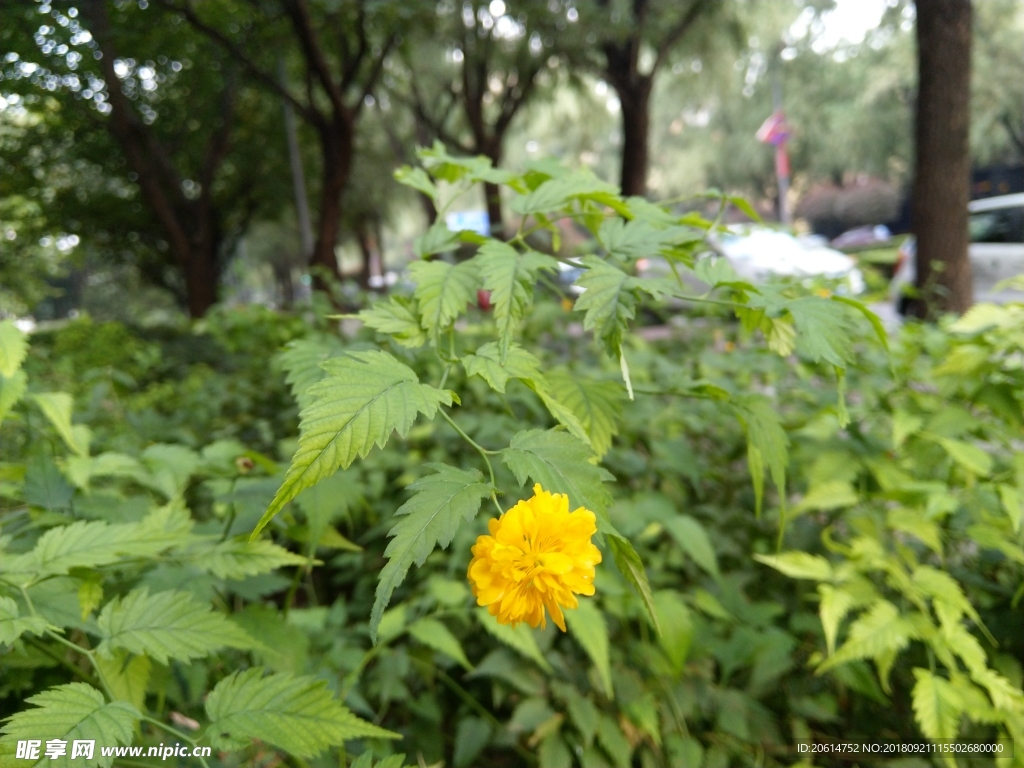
[439,409,503,515]
[139,715,211,768]
[24,636,96,683]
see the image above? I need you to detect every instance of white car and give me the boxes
[712,227,866,295]
[891,193,1024,311]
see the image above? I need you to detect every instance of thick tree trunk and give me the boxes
[617,77,652,198]
[311,122,352,292]
[182,236,220,317]
[911,0,973,317]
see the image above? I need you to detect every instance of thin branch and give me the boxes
[353,33,397,120]
[283,0,348,117]
[652,0,714,74]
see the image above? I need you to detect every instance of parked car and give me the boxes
[831,224,892,250]
[712,227,865,294]
[890,193,1024,312]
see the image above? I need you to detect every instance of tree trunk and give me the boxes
[182,235,220,317]
[310,121,352,292]
[911,0,973,317]
[617,77,652,198]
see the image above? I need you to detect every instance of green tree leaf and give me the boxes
[0,370,27,426]
[475,608,552,672]
[911,668,963,741]
[275,335,347,410]
[818,585,856,656]
[501,429,613,517]
[31,393,90,457]
[94,650,151,712]
[409,259,478,340]
[652,591,693,674]
[371,464,490,641]
[462,342,542,394]
[0,683,138,768]
[0,596,47,646]
[408,618,472,670]
[543,371,624,458]
[608,534,660,635]
[96,588,253,664]
[358,296,427,349]
[510,170,617,215]
[819,601,916,672]
[732,396,789,517]
[755,552,833,581]
[254,351,452,538]
[0,320,27,378]
[394,166,438,200]
[572,257,639,359]
[476,241,557,360]
[186,539,310,580]
[204,668,398,757]
[565,600,613,698]
[663,516,720,578]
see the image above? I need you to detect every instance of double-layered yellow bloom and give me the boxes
[468,484,601,631]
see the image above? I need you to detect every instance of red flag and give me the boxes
[756,110,790,147]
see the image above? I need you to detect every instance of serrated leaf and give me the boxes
[573,257,639,358]
[511,170,617,215]
[911,669,963,741]
[477,241,557,359]
[565,600,613,697]
[255,351,452,538]
[501,430,613,518]
[818,585,856,656]
[819,601,915,672]
[476,608,552,672]
[755,552,833,581]
[408,618,472,670]
[409,259,478,339]
[414,221,461,257]
[732,396,788,517]
[785,297,855,367]
[454,718,492,768]
[831,295,889,352]
[32,393,90,457]
[205,668,398,757]
[663,516,720,578]
[94,650,150,712]
[0,320,27,378]
[0,596,47,646]
[358,296,427,349]
[607,534,660,633]
[275,335,347,410]
[371,464,490,641]
[96,588,253,664]
[935,437,993,477]
[0,370,27,426]
[0,683,137,768]
[462,342,542,394]
[543,371,624,458]
[187,538,309,580]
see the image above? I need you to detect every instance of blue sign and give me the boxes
[446,210,491,236]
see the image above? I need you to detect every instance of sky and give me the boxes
[810,0,893,48]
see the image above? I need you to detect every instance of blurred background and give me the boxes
[0,0,1020,322]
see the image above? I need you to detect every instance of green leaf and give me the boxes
[409,259,478,338]
[371,464,490,641]
[565,600,613,698]
[454,718,493,768]
[204,668,398,757]
[819,601,916,672]
[294,469,359,552]
[755,552,833,581]
[998,483,1022,533]
[501,430,613,518]
[818,585,856,656]
[785,297,855,367]
[359,296,427,348]
[476,608,552,672]
[255,351,452,538]
[543,371,624,458]
[187,538,309,580]
[0,370,27,426]
[831,295,889,352]
[732,396,788,517]
[511,170,617,215]
[573,257,639,359]
[140,444,200,499]
[0,320,27,378]
[94,650,151,712]
[275,335,347,410]
[663,516,720,578]
[0,596,47,646]
[477,241,557,359]
[652,591,693,674]
[414,221,461,257]
[911,669,963,741]
[608,534,660,634]
[796,480,860,513]
[596,713,632,767]
[462,342,542,394]
[394,166,438,200]
[0,683,138,768]
[935,437,993,477]
[31,393,90,457]
[96,588,253,664]
[408,618,472,670]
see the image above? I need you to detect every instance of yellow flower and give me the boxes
[468,483,602,631]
